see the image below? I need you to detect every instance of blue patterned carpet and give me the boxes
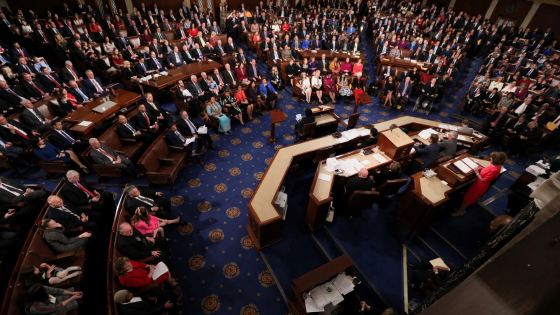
[4,33,556,315]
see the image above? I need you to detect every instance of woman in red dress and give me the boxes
[114,257,178,291]
[451,151,507,216]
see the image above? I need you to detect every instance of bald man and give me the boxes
[344,168,374,221]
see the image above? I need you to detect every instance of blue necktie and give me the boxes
[125,123,137,133]
[76,88,88,101]
[59,130,75,143]
[0,56,8,64]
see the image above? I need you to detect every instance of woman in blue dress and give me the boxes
[302,35,311,50]
[30,137,89,173]
[308,57,317,75]
[206,96,232,135]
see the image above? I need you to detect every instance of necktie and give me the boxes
[138,195,154,206]
[493,114,502,124]
[253,65,257,76]
[125,123,137,133]
[60,206,81,220]
[7,89,23,100]
[76,183,95,197]
[1,183,23,195]
[181,30,185,38]
[134,26,139,34]
[30,83,45,95]
[31,109,44,122]
[219,46,223,54]
[99,148,116,160]
[18,49,24,57]
[47,75,61,88]
[198,49,203,60]
[554,116,560,124]
[59,130,75,143]
[39,30,48,42]
[217,75,224,86]
[91,78,102,92]
[76,88,88,101]
[528,69,533,76]
[142,112,150,126]
[69,68,78,80]
[186,119,196,134]
[175,131,186,142]
[154,58,161,69]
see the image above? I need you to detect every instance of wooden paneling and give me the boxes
[6,0,99,18]
[425,0,451,10]
[452,0,491,17]
[489,0,534,26]
[528,3,560,37]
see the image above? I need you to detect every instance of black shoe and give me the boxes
[209,145,217,150]
[178,214,188,225]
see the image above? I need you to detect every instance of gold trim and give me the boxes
[403,245,409,314]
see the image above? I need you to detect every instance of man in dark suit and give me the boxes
[356,128,378,149]
[395,77,413,110]
[60,61,82,83]
[376,41,390,57]
[179,44,195,64]
[15,57,36,77]
[422,49,436,63]
[191,44,207,61]
[63,169,115,213]
[147,51,166,71]
[124,185,172,219]
[88,138,144,178]
[113,288,178,315]
[494,114,527,142]
[39,68,65,93]
[524,64,539,79]
[187,76,210,104]
[133,104,163,136]
[33,24,50,44]
[114,32,133,51]
[177,110,216,152]
[0,79,33,103]
[116,115,156,144]
[415,78,439,109]
[127,21,142,36]
[483,107,509,136]
[222,64,238,88]
[413,134,441,171]
[295,108,315,134]
[21,74,49,100]
[49,121,89,153]
[46,194,100,230]
[68,80,93,103]
[224,38,238,54]
[83,70,109,98]
[0,176,48,206]
[247,59,261,82]
[166,46,185,68]
[344,168,374,220]
[0,114,39,147]
[117,222,170,263]
[9,42,30,61]
[142,93,172,126]
[507,121,542,157]
[134,57,153,76]
[122,45,139,62]
[166,124,204,165]
[62,20,79,37]
[0,135,34,165]
[316,55,329,75]
[20,99,52,133]
[311,36,323,50]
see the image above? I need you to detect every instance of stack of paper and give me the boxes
[309,286,330,309]
[339,160,358,175]
[359,129,371,136]
[342,129,360,140]
[160,71,169,76]
[304,295,324,312]
[346,158,364,171]
[528,176,546,190]
[462,157,480,170]
[429,258,449,269]
[78,121,92,127]
[337,137,349,143]
[318,173,332,182]
[332,273,355,295]
[448,125,458,131]
[527,165,546,176]
[151,262,169,280]
[185,137,196,145]
[418,129,432,140]
[325,158,340,172]
[197,126,208,134]
[372,153,388,164]
[536,160,551,169]
[453,160,472,173]
[457,135,467,141]
[438,124,449,130]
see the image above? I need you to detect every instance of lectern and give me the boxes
[377,127,414,159]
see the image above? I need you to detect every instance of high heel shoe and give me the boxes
[178,214,187,225]
[80,167,90,174]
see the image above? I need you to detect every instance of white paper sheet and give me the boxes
[438,124,449,130]
[309,286,330,308]
[418,129,432,140]
[527,165,546,176]
[324,165,335,172]
[361,160,371,165]
[342,129,360,140]
[359,129,371,136]
[372,153,388,164]
[337,137,349,143]
[462,157,479,170]
[185,137,196,145]
[78,121,92,126]
[151,262,169,280]
[326,158,340,168]
[318,173,332,182]
[197,125,208,134]
[453,160,471,173]
[304,295,324,312]
[457,135,467,141]
[448,125,458,131]
[332,273,355,295]
[528,176,546,190]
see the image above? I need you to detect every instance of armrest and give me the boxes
[158,158,176,165]
[120,138,137,145]
[136,282,160,293]
[63,226,84,234]
[45,250,81,262]
[415,158,425,165]
[24,184,44,190]
[169,146,185,153]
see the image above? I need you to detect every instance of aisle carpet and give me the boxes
[4,33,557,315]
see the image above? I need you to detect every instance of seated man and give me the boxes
[407,259,451,290]
[116,115,156,145]
[133,104,162,135]
[356,128,378,149]
[177,110,216,153]
[88,138,144,178]
[21,73,49,100]
[0,176,48,207]
[19,99,52,133]
[0,134,35,166]
[142,93,173,126]
[117,222,170,263]
[494,114,527,144]
[166,46,186,68]
[175,80,201,117]
[124,185,172,219]
[295,108,315,134]
[373,161,402,189]
[83,70,109,97]
[166,124,204,165]
[483,107,509,136]
[0,114,40,148]
[113,289,178,315]
[507,120,542,157]
[49,121,90,154]
[439,131,458,157]
[457,119,473,134]
[46,195,99,231]
[394,77,413,110]
[68,80,93,103]
[415,78,438,109]
[344,168,374,221]
[412,134,441,172]
[62,170,115,213]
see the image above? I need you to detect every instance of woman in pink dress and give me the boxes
[451,152,507,216]
[341,57,353,75]
[130,207,181,237]
[352,59,364,76]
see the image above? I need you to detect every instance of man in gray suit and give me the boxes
[412,134,441,172]
[458,119,473,134]
[439,131,458,157]
[20,99,52,133]
[88,138,144,178]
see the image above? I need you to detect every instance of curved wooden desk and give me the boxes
[247,116,452,250]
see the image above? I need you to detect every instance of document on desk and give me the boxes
[337,137,349,143]
[326,158,340,169]
[457,135,467,141]
[197,125,208,134]
[332,273,355,295]
[453,160,471,173]
[304,295,324,313]
[359,129,371,136]
[347,158,364,171]
[343,129,360,140]
[361,160,371,165]
[418,129,432,140]
[438,124,449,130]
[78,121,92,127]
[340,161,358,175]
[309,286,330,309]
[448,125,458,131]
[322,283,344,306]
[528,176,546,190]
[151,262,169,280]
[372,153,388,164]
[527,165,546,176]
[318,173,332,182]
[462,157,480,170]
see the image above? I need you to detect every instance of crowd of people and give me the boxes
[0,0,558,314]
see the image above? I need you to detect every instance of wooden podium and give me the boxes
[268,109,287,143]
[377,128,414,159]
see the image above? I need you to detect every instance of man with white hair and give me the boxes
[62,170,115,213]
[0,80,34,104]
[20,99,52,132]
[344,168,374,221]
[117,222,170,263]
[439,131,458,157]
[88,138,144,178]
[46,195,100,231]
[188,75,209,107]
[60,60,82,83]
[83,70,109,98]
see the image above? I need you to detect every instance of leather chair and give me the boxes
[81,146,124,183]
[312,146,334,164]
[138,140,187,190]
[295,122,317,142]
[27,147,71,180]
[99,124,145,162]
[376,178,408,197]
[425,155,454,170]
[170,85,195,117]
[347,190,380,221]
[453,149,469,157]
[339,112,360,130]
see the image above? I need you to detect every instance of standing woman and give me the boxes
[270,66,283,91]
[259,78,279,109]
[451,152,506,216]
[311,70,323,104]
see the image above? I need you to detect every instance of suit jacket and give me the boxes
[22,80,48,98]
[0,87,29,104]
[224,43,237,54]
[39,73,64,91]
[115,37,133,50]
[15,63,35,76]
[62,180,97,206]
[503,118,527,133]
[46,205,83,229]
[68,86,93,102]
[415,143,441,167]
[133,110,157,129]
[222,70,237,85]
[487,111,509,129]
[439,139,457,157]
[124,189,160,213]
[166,129,189,147]
[191,48,207,60]
[166,52,185,67]
[60,67,81,83]
[49,128,80,150]
[345,177,374,197]
[90,142,128,165]
[147,57,166,71]
[356,136,378,149]
[247,64,260,78]
[135,62,150,75]
[295,116,315,132]
[117,228,153,260]
[397,81,412,97]
[34,29,50,44]
[10,47,30,60]
[20,108,48,129]
[117,122,142,138]
[63,25,79,37]
[524,68,538,79]
[177,118,201,137]
[83,77,105,95]
[0,176,29,204]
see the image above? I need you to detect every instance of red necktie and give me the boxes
[76,183,95,197]
[31,82,45,95]
[493,113,502,124]
[99,148,116,160]
[143,112,150,126]
[48,75,61,88]
[18,49,24,57]
[40,30,48,42]
[218,75,224,86]
[134,26,139,35]
[91,79,102,92]
[69,68,78,80]
[167,23,170,30]
[11,126,29,140]
[181,30,185,38]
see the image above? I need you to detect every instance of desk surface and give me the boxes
[249,116,446,222]
[419,176,452,204]
[64,89,141,134]
[139,61,224,90]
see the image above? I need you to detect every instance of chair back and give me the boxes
[454,149,468,157]
[427,155,454,169]
[348,190,380,209]
[346,113,360,129]
[377,178,407,197]
[302,122,317,138]
[314,146,334,163]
